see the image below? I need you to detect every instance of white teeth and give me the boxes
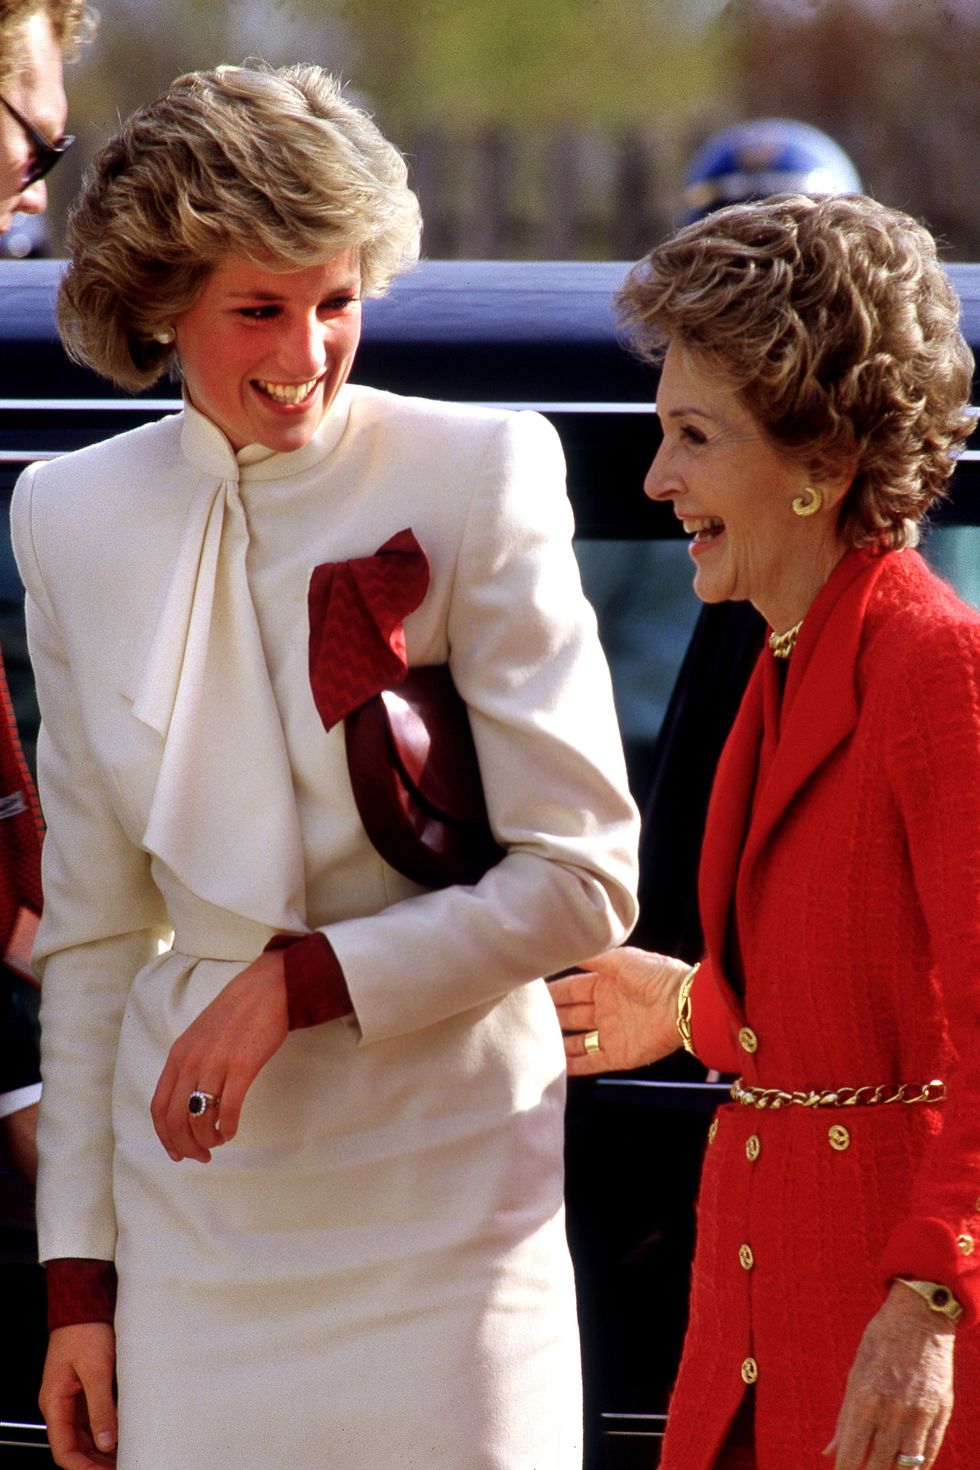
[682,517,725,534]
[254,377,319,405]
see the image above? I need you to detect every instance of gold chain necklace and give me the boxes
[767,619,803,659]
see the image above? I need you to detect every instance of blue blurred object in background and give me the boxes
[681,116,862,222]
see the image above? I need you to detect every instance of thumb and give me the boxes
[78,1344,118,1453]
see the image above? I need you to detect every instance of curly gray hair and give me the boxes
[618,193,975,550]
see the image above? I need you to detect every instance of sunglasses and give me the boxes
[1,95,74,187]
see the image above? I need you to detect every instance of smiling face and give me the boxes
[172,251,363,454]
[0,9,68,234]
[645,341,851,631]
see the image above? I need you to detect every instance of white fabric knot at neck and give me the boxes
[126,406,306,932]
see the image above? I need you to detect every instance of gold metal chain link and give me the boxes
[730,1078,946,1110]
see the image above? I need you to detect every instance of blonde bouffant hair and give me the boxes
[57,63,422,391]
[617,193,975,551]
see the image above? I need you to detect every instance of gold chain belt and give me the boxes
[730,1078,946,1110]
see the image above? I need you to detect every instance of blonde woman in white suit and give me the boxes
[11,63,639,1470]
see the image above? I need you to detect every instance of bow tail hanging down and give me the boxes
[130,477,307,933]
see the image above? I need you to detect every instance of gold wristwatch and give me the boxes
[894,1276,964,1323]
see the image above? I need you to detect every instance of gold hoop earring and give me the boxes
[792,486,823,518]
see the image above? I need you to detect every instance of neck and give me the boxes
[754,539,850,636]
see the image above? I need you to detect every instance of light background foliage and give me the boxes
[42,0,980,259]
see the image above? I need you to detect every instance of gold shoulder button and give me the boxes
[828,1124,850,1152]
[957,1233,975,1256]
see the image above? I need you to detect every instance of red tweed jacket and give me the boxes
[660,549,980,1470]
[0,651,43,1091]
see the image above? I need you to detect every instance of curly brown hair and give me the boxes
[0,0,93,87]
[617,193,975,550]
[57,63,422,392]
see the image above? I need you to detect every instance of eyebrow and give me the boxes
[225,282,361,301]
[663,404,716,420]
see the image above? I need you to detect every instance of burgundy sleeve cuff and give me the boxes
[46,1257,117,1331]
[263,932,353,1030]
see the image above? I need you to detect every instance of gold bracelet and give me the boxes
[675,962,701,1056]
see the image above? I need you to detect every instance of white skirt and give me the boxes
[110,952,582,1469]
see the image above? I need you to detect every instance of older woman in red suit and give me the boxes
[551,193,980,1470]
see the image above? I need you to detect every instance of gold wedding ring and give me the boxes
[583,1030,601,1056]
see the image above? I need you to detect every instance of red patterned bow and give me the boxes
[308,527,430,731]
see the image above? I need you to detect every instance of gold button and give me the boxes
[828,1124,850,1152]
[746,1135,761,1162]
[741,1357,758,1385]
[738,1027,758,1054]
[957,1233,975,1256]
[739,1244,754,1271]
[708,1118,718,1144]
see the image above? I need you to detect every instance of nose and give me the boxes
[643,437,678,502]
[16,179,47,216]
[280,311,328,379]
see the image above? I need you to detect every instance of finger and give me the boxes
[553,1002,596,1032]
[42,1380,115,1470]
[181,1081,225,1162]
[830,1402,876,1470]
[154,1067,218,1164]
[149,1054,183,1160]
[547,972,596,1007]
[212,1071,247,1143]
[563,1032,609,1076]
[77,1366,118,1462]
[922,1407,952,1469]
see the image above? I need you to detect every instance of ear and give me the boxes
[812,453,858,512]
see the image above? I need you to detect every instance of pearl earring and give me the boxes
[792,486,823,517]
[152,327,175,345]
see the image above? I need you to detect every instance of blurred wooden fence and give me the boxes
[405,127,678,261]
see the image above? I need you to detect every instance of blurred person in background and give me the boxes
[13,61,638,1470]
[553,193,980,1470]
[0,0,92,1181]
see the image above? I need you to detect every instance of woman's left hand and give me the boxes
[150,949,289,1163]
[824,1281,956,1469]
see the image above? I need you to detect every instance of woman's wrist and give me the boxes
[675,961,701,1055]
[892,1276,964,1324]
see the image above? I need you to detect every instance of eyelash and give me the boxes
[236,297,360,321]
[679,425,708,446]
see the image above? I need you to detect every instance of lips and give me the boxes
[252,376,321,405]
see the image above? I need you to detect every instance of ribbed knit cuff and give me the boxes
[263,932,353,1030]
[46,1257,117,1331]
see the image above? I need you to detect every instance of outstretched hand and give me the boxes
[150,949,289,1162]
[548,945,692,1075]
